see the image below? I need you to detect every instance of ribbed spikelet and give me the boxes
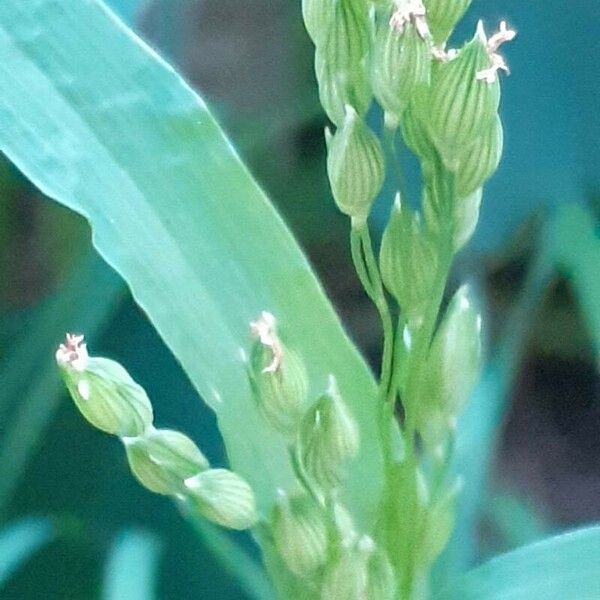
[372,20,430,119]
[455,115,503,197]
[326,106,385,223]
[185,469,258,530]
[57,340,153,438]
[429,25,500,158]
[299,375,360,490]
[424,0,472,45]
[380,195,438,325]
[272,492,328,576]
[315,0,371,125]
[125,428,209,495]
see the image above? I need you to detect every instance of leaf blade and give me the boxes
[0,0,382,524]
[0,518,54,588]
[102,528,162,600]
[438,526,600,600]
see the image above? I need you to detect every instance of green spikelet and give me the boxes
[428,23,500,159]
[326,106,385,223]
[56,335,153,437]
[299,375,360,490]
[124,428,209,495]
[249,312,308,436]
[271,491,328,576]
[380,194,438,325]
[185,469,258,530]
[424,0,472,45]
[455,115,503,198]
[372,19,431,119]
[315,0,371,125]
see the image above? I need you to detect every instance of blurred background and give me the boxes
[0,0,598,597]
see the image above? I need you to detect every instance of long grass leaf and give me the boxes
[102,528,162,600]
[0,0,383,524]
[185,511,275,600]
[437,525,600,600]
[0,517,54,589]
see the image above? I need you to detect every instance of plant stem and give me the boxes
[288,445,323,507]
[400,163,456,599]
[349,222,395,466]
[382,111,409,203]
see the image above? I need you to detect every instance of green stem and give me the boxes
[382,112,409,203]
[400,163,456,599]
[358,225,395,396]
[349,222,396,466]
[288,445,323,507]
[350,226,375,299]
[403,233,453,461]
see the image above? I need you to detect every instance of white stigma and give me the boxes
[250,311,283,373]
[390,0,430,42]
[476,20,517,84]
[56,333,89,372]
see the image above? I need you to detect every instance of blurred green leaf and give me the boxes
[438,525,600,600]
[483,492,549,554]
[436,203,599,584]
[184,507,275,600]
[0,517,54,588]
[102,528,162,600]
[0,0,382,525]
[435,230,554,584]
[548,204,600,357]
[104,0,145,24]
[0,252,124,515]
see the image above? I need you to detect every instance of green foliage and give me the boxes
[186,516,276,600]
[102,529,162,600]
[438,526,600,599]
[0,518,54,589]
[1,0,599,599]
[0,0,384,528]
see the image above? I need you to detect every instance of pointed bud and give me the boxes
[271,491,328,576]
[423,184,482,252]
[302,0,335,47]
[418,478,462,566]
[124,428,209,496]
[400,95,436,162]
[424,0,472,45]
[302,0,333,46]
[320,535,395,600]
[372,20,431,119]
[380,195,438,326]
[315,0,372,125]
[185,469,258,530]
[316,52,372,127]
[364,543,397,600]
[327,107,385,223]
[428,25,500,159]
[455,116,503,198]
[332,502,357,546]
[424,286,482,416]
[299,376,360,490]
[416,404,448,454]
[320,545,365,600]
[56,334,153,437]
[249,312,308,436]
